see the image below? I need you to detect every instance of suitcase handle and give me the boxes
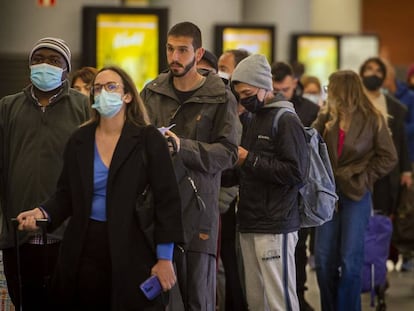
[11,218,48,243]
[11,217,48,226]
[10,218,49,311]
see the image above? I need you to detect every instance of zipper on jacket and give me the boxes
[176,244,185,253]
[187,176,206,211]
[170,105,183,124]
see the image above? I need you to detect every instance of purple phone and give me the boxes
[140,275,162,300]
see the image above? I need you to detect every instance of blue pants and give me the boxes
[315,191,371,311]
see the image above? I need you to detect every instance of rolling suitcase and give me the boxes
[361,211,392,311]
[10,218,48,311]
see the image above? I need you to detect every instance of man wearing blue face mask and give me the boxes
[0,37,90,310]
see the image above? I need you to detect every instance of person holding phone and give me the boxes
[141,22,239,311]
[15,66,184,311]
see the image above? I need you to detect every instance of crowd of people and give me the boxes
[0,20,414,311]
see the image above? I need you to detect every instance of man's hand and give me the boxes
[165,130,180,154]
[237,146,248,166]
[151,259,176,292]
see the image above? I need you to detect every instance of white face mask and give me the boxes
[303,93,321,105]
[218,71,230,80]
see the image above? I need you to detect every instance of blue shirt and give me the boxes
[90,143,108,221]
[90,143,173,260]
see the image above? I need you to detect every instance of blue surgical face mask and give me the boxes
[30,63,64,92]
[92,89,123,118]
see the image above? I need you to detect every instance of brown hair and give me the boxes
[324,70,384,129]
[70,66,98,88]
[301,75,322,92]
[271,61,293,82]
[224,49,250,67]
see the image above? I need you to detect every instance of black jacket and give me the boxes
[43,123,184,310]
[238,101,308,234]
[373,94,411,214]
[291,94,320,127]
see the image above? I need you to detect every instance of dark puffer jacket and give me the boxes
[238,101,308,234]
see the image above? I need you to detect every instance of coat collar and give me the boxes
[74,122,146,204]
[324,112,366,167]
[109,122,145,182]
[23,80,71,105]
[146,71,227,104]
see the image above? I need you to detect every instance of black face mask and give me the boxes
[239,95,264,113]
[238,110,251,126]
[362,75,383,91]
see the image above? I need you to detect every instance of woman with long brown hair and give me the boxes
[312,70,397,311]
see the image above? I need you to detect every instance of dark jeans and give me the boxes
[315,191,371,311]
[3,242,60,311]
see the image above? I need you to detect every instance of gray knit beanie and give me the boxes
[29,37,72,72]
[231,54,273,91]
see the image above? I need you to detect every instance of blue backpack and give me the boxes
[272,107,338,227]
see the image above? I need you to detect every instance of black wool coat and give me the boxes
[373,95,411,215]
[42,122,184,310]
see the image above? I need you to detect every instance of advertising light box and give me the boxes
[82,7,168,91]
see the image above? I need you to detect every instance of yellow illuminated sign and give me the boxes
[96,13,159,91]
[222,28,273,63]
[297,36,338,85]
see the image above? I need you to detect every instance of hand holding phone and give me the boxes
[140,275,162,300]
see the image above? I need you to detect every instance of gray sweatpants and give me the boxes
[240,232,299,311]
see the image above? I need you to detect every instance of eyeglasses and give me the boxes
[30,55,65,68]
[92,82,122,95]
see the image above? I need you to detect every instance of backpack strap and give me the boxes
[271,107,297,137]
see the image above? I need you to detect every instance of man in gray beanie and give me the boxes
[0,37,89,310]
[232,54,273,91]
[29,37,72,72]
[231,54,308,311]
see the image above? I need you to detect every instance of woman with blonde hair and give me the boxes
[312,70,397,311]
